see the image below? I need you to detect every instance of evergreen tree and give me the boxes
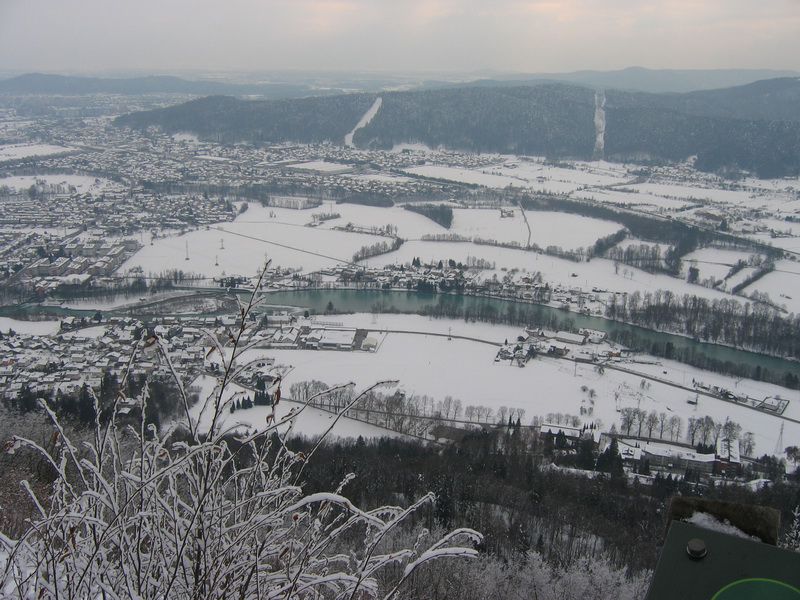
[596,438,625,478]
[17,384,37,413]
[576,438,596,470]
[77,383,95,425]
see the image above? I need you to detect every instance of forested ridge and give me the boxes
[115,78,800,176]
[115,93,379,144]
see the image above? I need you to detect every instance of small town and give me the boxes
[1,5,799,596]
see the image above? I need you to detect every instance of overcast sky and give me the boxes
[1,0,799,75]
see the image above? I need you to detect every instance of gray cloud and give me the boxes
[1,0,798,74]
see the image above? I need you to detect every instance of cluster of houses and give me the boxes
[0,185,237,296]
[31,120,463,204]
[538,420,745,480]
[203,321,376,372]
[606,435,743,478]
[494,327,618,366]
[0,313,307,404]
[0,178,238,232]
[0,230,53,279]
[0,302,387,411]
[14,234,140,295]
[1,317,168,400]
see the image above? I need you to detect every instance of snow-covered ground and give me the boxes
[745,233,800,253]
[575,188,693,211]
[120,205,386,276]
[404,165,523,188]
[0,143,74,161]
[408,208,623,250]
[313,203,445,239]
[724,267,758,290]
[614,238,672,254]
[0,174,118,193]
[221,313,799,456]
[0,317,61,336]
[187,374,403,440]
[742,266,800,314]
[523,211,622,249]
[344,97,382,147]
[626,182,758,205]
[288,160,352,173]
[60,325,108,339]
[682,248,759,283]
[404,159,628,194]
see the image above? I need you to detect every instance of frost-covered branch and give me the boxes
[1,260,482,599]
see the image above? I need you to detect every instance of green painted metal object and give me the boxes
[646,521,800,600]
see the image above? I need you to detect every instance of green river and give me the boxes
[3,288,798,379]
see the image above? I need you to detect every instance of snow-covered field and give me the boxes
[0,174,117,193]
[0,143,74,161]
[120,205,386,276]
[404,165,523,188]
[0,175,114,193]
[742,267,800,314]
[431,209,622,250]
[626,183,757,205]
[119,205,621,277]
[614,238,672,254]
[682,248,758,283]
[502,160,627,187]
[220,313,799,456]
[449,208,528,243]
[60,325,108,339]
[404,159,628,194]
[187,374,403,440]
[0,317,60,336]
[313,203,444,239]
[724,267,758,290]
[575,188,693,211]
[288,160,352,173]
[523,211,622,249]
[746,232,800,253]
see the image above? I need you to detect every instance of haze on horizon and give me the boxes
[1,0,799,76]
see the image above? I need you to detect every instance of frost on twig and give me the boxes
[0,260,482,598]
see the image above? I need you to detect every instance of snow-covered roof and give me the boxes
[641,441,715,463]
[320,328,356,347]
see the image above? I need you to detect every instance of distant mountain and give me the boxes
[459,67,800,94]
[663,78,800,122]
[0,73,340,99]
[115,79,800,178]
[352,85,597,157]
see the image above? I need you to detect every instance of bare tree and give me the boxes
[645,411,659,439]
[657,412,668,439]
[0,263,481,598]
[668,415,682,441]
[620,407,636,435]
[635,408,647,437]
[740,432,756,456]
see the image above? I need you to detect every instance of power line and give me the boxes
[212,226,362,269]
